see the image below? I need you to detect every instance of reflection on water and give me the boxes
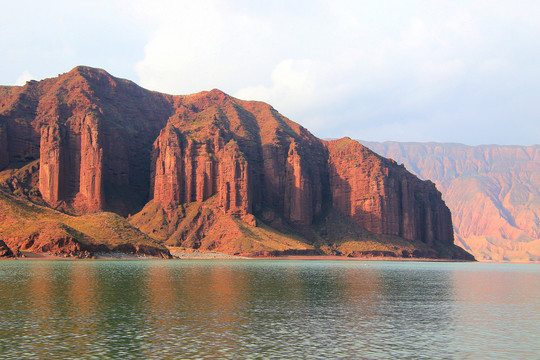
[450,264,540,359]
[0,260,538,359]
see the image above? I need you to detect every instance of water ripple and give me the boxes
[0,260,538,359]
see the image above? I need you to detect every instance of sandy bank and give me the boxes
[2,251,478,262]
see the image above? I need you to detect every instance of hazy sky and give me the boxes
[2,0,539,145]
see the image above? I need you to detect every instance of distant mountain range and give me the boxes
[360,141,540,262]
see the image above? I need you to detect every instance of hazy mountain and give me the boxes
[361,141,540,262]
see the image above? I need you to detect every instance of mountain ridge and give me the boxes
[0,66,473,260]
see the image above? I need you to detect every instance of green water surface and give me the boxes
[0,260,538,359]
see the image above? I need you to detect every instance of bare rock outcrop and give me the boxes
[284,140,313,225]
[218,139,251,216]
[327,138,454,245]
[38,116,104,212]
[78,116,104,212]
[151,124,184,207]
[0,66,471,259]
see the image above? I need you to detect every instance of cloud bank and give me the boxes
[131,0,540,145]
[15,71,34,86]
[2,0,539,145]
[0,0,146,85]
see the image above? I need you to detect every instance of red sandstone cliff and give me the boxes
[327,138,454,246]
[0,67,471,259]
[0,67,173,216]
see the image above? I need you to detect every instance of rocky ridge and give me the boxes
[0,67,473,260]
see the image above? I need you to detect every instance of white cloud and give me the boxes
[3,0,539,145]
[233,10,476,131]
[15,71,33,86]
[0,0,146,86]
[133,0,278,94]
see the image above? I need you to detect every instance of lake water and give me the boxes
[0,260,538,359]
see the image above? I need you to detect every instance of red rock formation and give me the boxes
[38,126,62,207]
[218,140,250,216]
[0,66,469,259]
[150,124,251,221]
[152,127,216,204]
[182,137,219,204]
[77,116,104,212]
[327,138,454,245]
[38,123,63,205]
[1,66,175,215]
[151,124,184,207]
[284,140,313,225]
[37,116,104,212]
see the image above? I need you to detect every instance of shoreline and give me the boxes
[1,251,168,260]
[1,251,483,262]
[245,255,475,262]
[3,251,537,263]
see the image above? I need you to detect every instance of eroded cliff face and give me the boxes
[145,88,330,230]
[284,140,314,225]
[327,138,454,245]
[78,117,104,211]
[38,123,63,204]
[1,67,173,215]
[38,115,104,212]
[151,124,184,207]
[150,124,251,217]
[218,139,250,217]
[0,66,470,259]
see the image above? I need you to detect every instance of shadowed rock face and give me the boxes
[0,124,8,170]
[0,66,470,259]
[0,239,14,257]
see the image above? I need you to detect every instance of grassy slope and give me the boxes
[130,198,470,259]
[0,188,166,251]
[310,208,472,259]
[129,199,313,255]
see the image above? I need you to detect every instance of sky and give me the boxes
[1,0,539,146]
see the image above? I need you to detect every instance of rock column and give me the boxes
[219,140,250,215]
[284,141,313,225]
[151,125,184,206]
[39,123,64,205]
[79,117,104,211]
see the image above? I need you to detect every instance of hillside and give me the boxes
[0,66,473,260]
[361,141,540,262]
